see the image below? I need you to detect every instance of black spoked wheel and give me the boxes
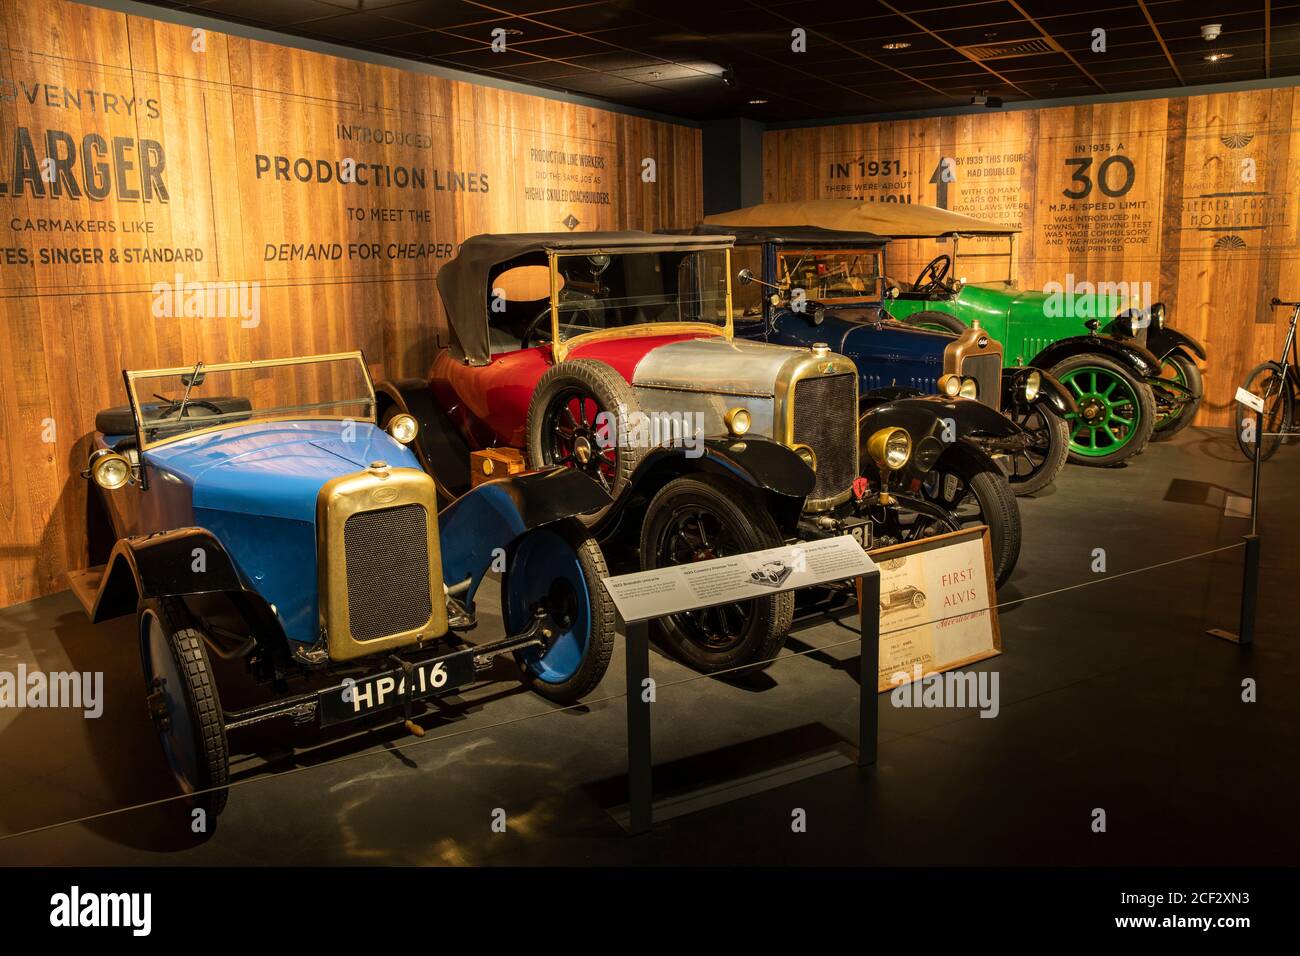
[1151,352,1203,441]
[916,441,1021,586]
[1235,361,1294,462]
[545,388,618,486]
[1004,404,1070,495]
[640,475,791,674]
[525,360,647,523]
[139,597,229,820]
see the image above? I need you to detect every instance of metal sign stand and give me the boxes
[617,569,880,836]
[1209,405,1263,645]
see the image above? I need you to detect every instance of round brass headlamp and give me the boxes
[90,450,132,490]
[1150,301,1166,330]
[724,406,752,437]
[937,374,962,398]
[792,443,817,471]
[1022,369,1041,402]
[386,412,419,444]
[958,377,979,400]
[867,427,912,471]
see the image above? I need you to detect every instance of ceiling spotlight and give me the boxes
[748,98,768,104]
[883,41,911,50]
[1205,51,1234,62]
[1201,23,1222,41]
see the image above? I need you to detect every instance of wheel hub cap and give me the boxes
[573,435,593,465]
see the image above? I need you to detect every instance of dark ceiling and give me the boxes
[139,0,1300,122]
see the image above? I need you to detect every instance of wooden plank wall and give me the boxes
[764,88,1300,430]
[0,0,702,608]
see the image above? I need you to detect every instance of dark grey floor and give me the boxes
[0,426,1295,866]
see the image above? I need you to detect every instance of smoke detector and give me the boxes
[1201,23,1222,41]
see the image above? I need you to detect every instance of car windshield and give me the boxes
[125,353,375,447]
[776,248,882,302]
[553,248,729,341]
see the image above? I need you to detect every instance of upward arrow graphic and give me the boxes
[929,157,952,209]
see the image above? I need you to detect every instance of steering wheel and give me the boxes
[521,307,554,348]
[912,254,952,294]
[151,394,226,420]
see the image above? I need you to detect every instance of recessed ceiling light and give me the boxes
[748,98,768,104]
[883,41,911,50]
[1204,51,1233,62]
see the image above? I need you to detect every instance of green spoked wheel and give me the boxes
[1052,354,1156,467]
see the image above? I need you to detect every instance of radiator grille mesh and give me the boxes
[793,373,857,503]
[343,503,432,642]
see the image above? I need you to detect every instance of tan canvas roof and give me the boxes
[703,200,1018,239]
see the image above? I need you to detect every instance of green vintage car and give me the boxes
[709,201,1204,467]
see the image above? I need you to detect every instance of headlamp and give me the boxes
[386,413,419,444]
[867,427,912,471]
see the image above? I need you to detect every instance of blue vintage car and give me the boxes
[72,352,615,818]
[698,223,1077,491]
[686,225,1079,586]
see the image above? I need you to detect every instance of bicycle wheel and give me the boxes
[1235,361,1294,461]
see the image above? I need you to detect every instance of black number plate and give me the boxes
[843,517,873,551]
[318,650,477,727]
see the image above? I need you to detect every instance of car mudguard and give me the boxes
[622,436,813,535]
[437,468,611,606]
[861,394,1022,442]
[375,377,472,500]
[1002,367,1078,418]
[1145,326,1207,362]
[1030,335,1162,379]
[82,527,250,623]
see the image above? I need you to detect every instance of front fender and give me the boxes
[1002,368,1078,418]
[623,436,813,535]
[1145,326,1207,362]
[437,469,609,605]
[1031,336,1162,379]
[860,394,1022,442]
[375,377,472,500]
[83,527,250,623]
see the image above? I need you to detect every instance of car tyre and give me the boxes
[506,520,616,704]
[920,441,1021,587]
[139,597,229,820]
[640,474,792,674]
[897,310,966,335]
[1051,353,1156,466]
[1151,352,1203,441]
[526,359,647,524]
[1004,405,1070,495]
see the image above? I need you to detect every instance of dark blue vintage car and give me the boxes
[689,225,1079,586]
[696,225,1077,500]
[72,352,615,818]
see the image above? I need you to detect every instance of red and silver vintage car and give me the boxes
[379,232,967,673]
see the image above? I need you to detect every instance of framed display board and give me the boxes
[860,526,1001,693]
